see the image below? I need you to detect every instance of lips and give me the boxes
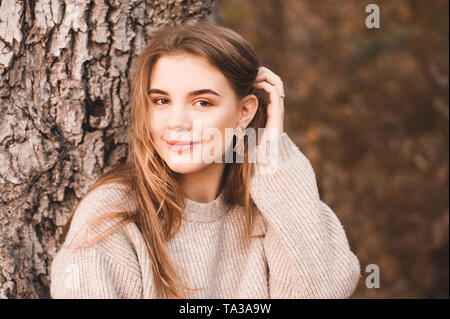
[166,140,200,146]
[165,140,200,153]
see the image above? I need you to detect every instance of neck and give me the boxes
[176,162,226,203]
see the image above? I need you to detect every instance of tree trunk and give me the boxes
[0,0,216,299]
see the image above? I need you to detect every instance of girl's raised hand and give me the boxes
[252,66,285,146]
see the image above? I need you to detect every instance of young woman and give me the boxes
[50,22,361,299]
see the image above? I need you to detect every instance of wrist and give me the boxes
[258,125,284,146]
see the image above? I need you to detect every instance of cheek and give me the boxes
[148,112,166,152]
[149,109,165,136]
[208,115,233,133]
[148,120,158,141]
[201,109,238,153]
[204,104,238,131]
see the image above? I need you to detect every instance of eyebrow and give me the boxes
[148,88,221,97]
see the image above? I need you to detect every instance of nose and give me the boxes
[166,103,192,132]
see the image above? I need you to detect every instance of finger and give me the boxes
[254,78,284,97]
[253,79,284,99]
[253,81,285,104]
[255,66,281,83]
[254,68,284,95]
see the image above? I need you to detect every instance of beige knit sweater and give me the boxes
[50,133,361,299]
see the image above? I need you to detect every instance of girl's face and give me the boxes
[148,53,242,174]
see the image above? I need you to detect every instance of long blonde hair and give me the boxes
[60,21,269,298]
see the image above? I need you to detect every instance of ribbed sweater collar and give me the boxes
[182,190,230,223]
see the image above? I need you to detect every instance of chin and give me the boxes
[165,160,209,175]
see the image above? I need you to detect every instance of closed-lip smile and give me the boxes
[165,139,201,153]
[165,140,200,145]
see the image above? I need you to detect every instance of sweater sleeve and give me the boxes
[50,184,143,299]
[249,133,361,299]
[50,243,143,299]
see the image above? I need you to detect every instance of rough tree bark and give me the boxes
[0,0,217,299]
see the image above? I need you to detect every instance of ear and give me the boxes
[237,94,258,128]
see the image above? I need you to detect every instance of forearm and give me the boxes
[250,133,360,298]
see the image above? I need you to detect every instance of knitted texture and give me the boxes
[50,133,361,298]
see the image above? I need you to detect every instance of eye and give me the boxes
[152,98,170,105]
[195,100,213,108]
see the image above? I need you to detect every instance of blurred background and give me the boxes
[216,0,449,298]
[0,0,447,299]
